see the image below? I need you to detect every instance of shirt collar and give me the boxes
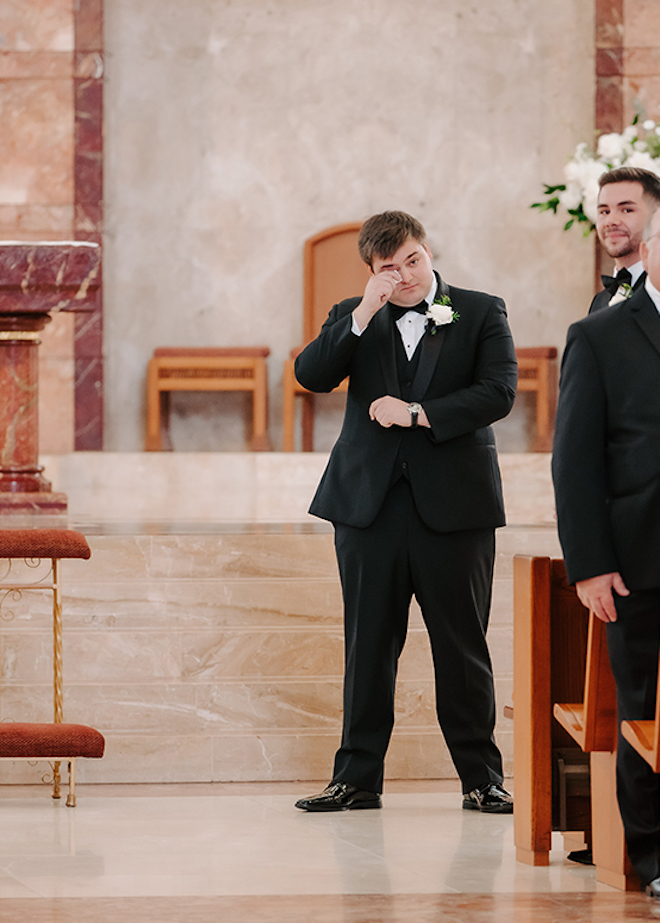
[626,260,645,287]
[644,275,660,316]
[424,275,439,306]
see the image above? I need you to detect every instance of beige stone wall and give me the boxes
[103,0,596,453]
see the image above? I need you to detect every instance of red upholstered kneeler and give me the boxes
[0,723,105,806]
[0,530,105,805]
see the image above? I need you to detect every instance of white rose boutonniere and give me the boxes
[609,282,633,305]
[425,295,460,335]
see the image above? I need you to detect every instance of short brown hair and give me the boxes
[599,166,660,205]
[357,211,426,266]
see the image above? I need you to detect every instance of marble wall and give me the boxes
[0,0,76,454]
[0,517,561,787]
[0,451,557,785]
[0,0,103,454]
[103,0,596,453]
[3,1,660,454]
[597,0,660,130]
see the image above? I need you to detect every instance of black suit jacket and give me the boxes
[295,275,518,533]
[588,271,646,313]
[553,287,660,590]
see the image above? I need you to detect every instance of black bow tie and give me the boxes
[390,301,429,321]
[601,268,633,295]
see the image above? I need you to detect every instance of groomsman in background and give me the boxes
[589,166,660,313]
[553,198,660,898]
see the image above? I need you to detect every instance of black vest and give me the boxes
[390,328,425,485]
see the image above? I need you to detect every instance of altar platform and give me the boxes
[0,452,561,786]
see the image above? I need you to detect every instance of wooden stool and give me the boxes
[146,347,271,452]
[0,723,104,806]
[516,347,558,452]
[0,529,104,804]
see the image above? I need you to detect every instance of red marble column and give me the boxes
[0,242,101,512]
[73,0,104,451]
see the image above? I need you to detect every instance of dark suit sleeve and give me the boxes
[422,297,517,443]
[295,300,361,393]
[551,323,619,583]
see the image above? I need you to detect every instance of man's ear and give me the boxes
[423,241,432,258]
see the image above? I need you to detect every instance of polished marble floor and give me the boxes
[0,781,656,922]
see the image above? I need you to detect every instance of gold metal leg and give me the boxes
[52,557,63,801]
[66,759,77,807]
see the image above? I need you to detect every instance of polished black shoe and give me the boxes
[295,781,382,812]
[462,782,513,814]
[567,848,593,866]
[645,877,660,899]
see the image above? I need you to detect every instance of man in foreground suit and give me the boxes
[293,211,517,813]
[589,166,660,314]
[553,202,660,897]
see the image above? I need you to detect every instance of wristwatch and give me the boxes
[407,402,422,429]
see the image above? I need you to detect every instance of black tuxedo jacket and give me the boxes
[588,271,646,314]
[295,275,517,533]
[553,287,660,590]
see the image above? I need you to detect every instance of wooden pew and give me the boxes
[621,651,660,772]
[513,555,639,889]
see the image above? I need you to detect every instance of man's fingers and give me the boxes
[612,573,631,597]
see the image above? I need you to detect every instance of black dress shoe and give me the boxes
[295,781,382,812]
[462,782,513,814]
[645,877,660,898]
[567,848,593,866]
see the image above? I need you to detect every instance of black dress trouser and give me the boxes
[331,477,504,794]
[608,587,660,887]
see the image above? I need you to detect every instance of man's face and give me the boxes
[641,209,660,289]
[370,238,435,308]
[596,181,649,263]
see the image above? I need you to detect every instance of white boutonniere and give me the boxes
[425,295,460,335]
[609,282,633,306]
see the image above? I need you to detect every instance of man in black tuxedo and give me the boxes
[589,167,660,314]
[293,211,517,814]
[553,201,660,898]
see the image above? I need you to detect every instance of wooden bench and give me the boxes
[146,347,271,451]
[621,651,660,772]
[0,529,104,805]
[513,555,638,890]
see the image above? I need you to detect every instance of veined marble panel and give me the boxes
[0,454,558,782]
[0,0,74,52]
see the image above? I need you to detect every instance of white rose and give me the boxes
[426,303,454,326]
[597,131,626,163]
[644,120,657,131]
[625,150,658,173]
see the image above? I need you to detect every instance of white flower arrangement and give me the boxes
[425,295,459,334]
[532,115,660,234]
